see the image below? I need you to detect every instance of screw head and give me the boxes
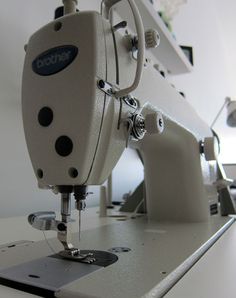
[57,223,67,232]
[98,80,105,89]
[129,98,135,105]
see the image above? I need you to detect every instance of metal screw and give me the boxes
[98,80,105,89]
[129,98,135,106]
[57,223,67,232]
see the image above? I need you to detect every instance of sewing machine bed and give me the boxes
[0,214,233,298]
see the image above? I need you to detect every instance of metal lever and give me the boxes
[214,178,234,190]
[103,0,145,98]
[113,21,127,32]
[28,210,73,234]
[28,211,58,231]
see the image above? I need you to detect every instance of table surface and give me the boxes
[165,215,236,298]
[0,208,234,298]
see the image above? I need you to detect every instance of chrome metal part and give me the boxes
[97,79,114,96]
[28,211,58,231]
[28,211,75,233]
[76,199,86,211]
[57,223,74,251]
[122,95,139,110]
[74,186,92,242]
[131,113,146,140]
[59,249,96,264]
[76,197,86,242]
[61,193,71,223]
[125,113,146,147]
[79,210,81,242]
[58,192,95,260]
[58,193,74,251]
[0,256,100,294]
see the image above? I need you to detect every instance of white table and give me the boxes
[166,215,236,298]
[0,208,234,298]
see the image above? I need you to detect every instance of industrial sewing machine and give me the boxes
[0,0,235,297]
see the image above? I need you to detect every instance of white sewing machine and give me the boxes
[0,0,235,297]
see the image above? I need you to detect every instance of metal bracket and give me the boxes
[122,95,139,110]
[97,79,114,96]
[28,211,74,232]
[113,21,127,32]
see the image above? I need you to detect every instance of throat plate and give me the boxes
[0,250,118,297]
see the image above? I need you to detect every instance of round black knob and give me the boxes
[55,136,73,157]
[38,107,53,127]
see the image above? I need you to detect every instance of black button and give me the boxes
[55,136,73,157]
[38,107,53,127]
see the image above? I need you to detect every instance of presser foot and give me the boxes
[58,248,96,264]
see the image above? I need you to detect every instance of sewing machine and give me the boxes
[0,0,235,297]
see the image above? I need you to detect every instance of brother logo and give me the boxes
[32,45,78,76]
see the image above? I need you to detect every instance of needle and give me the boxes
[76,198,86,243]
[78,209,81,242]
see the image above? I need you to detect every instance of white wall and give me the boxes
[214,0,236,165]
[0,0,64,218]
[224,164,236,180]
[171,0,236,163]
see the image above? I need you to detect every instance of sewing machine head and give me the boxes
[22,0,157,260]
[22,0,164,204]
[22,0,228,263]
[22,0,156,194]
[23,11,122,192]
